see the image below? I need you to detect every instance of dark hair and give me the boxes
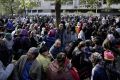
[57,52,66,63]
[0,32,4,38]
[39,46,48,54]
[39,41,48,54]
[0,40,9,66]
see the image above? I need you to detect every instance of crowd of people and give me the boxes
[0,15,120,80]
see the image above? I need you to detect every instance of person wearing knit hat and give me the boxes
[14,47,42,80]
[104,50,115,61]
[46,52,80,80]
[103,50,120,80]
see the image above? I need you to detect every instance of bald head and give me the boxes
[55,39,61,48]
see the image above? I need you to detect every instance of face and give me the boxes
[27,50,35,60]
[55,41,61,48]
[42,51,49,56]
[65,43,73,51]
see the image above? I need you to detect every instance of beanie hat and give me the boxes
[104,50,114,61]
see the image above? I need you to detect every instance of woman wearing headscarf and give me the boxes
[46,52,80,80]
[13,29,31,60]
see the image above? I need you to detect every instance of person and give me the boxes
[56,24,65,44]
[103,32,115,50]
[0,57,15,80]
[3,33,14,63]
[6,19,14,33]
[29,31,38,47]
[104,50,120,80]
[0,32,10,66]
[84,40,93,59]
[90,52,109,80]
[63,23,72,45]
[64,42,76,59]
[13,29,22,60]
[78,26,86,41]
[44,28,56,49]
[72,41,92,80]
[92,38,104,55]
[37,42,51,73]
[46,52,80,80]
[14,47,42,80]
[49,39,62,59]
[13,29,31,60]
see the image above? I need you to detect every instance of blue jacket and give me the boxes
[6,21,13,30]
[49,45,62,59]
[91,64,109,80]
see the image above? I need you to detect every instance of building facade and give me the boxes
[26,0,120,15]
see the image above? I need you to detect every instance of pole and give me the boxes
[23,0,26,17]
[96,5,98,14]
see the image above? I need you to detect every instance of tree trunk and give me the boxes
[55,0,61,28]
[10,5,14,16]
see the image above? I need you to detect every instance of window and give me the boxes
[37,2,41,6]
[32,10,37,13]
[38,10,43,13]
[27,10,31,13]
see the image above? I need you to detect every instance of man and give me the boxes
[49,39,62,59]
[72,41,92,80]
[14,47,42,80]
[90,52,109,80]
[56,24,65,44]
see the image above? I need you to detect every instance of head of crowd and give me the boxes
[0,15,120,80]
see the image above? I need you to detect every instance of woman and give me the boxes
[37,42,51,72]
[37,42,51,79]
[46,52,80,80]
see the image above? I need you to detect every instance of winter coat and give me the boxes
[91,64,109,80]
[46,59,80,80]
[14,55,42,80]
[0,61,14,80]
